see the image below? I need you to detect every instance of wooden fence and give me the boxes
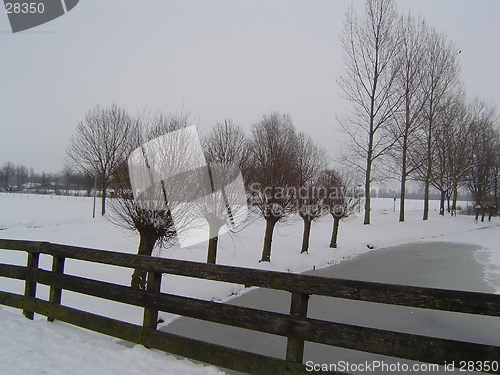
[0,239,499,375]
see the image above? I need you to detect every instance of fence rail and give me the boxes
[0,239,499,374]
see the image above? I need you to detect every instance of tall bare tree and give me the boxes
[391,13,428,222]
[246,112,298,262]
[338,0,403,225]
[466,99,499,212]
[66,103,138,215]
[419,28,461,220]
[430,89,472,215]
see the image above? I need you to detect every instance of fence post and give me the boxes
[286,292,309,363]
[23,250,40,320]
[142,271,162,330]
[47,255,66,322]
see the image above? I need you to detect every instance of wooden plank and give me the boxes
[0,239,48,252]
[0,290,26,310]
[0,263,27,280]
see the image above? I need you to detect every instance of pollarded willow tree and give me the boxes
[338,0,403,225]
[319,169,359,249]
[107,111,192,288]
[246,112,299,262]
[294,132,329,254]
[201,120,249,264]
[66,103,137,215]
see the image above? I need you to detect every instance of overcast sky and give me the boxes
[1,0,499,173]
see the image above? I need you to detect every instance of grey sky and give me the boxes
[1,0,498,173]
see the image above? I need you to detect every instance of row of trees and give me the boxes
[0,162,29,191]
[0,162,96,195]
[338,0,499,224]
[244,112,357,262]
[65,105,358,286]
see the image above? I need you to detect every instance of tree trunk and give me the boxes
[423,108,433,221]
[301,216,312,254]
[439,190,445,216]
[206,222,220,264]
[399,104,410,223]
[329,216,341,248]
[423,180,430,220]
[101,185,106,216]
[399,166,406,222]
[131,233,157,289]
[207,236,218,264]
[364,154,372,225]
[495,174,499,208]
[452,188,458,216]
[260,218,278,262]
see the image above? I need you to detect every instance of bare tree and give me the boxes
[391,13,428,222]
[202,120,249,264]
[107,110,192,288]
[14,164,28,190]
[319,169,359,248]
[338,0,403,225]
[418,28,461,220]
[246,112,298,262]
[60,165,76,195]
[203,120,248,170]
[430,89,472,215]
[108,189,177,289]
[2,162,15,190]
[66,103,137,215]
[294,132,328,253]
[466,99,499,216]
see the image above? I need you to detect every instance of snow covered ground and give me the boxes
[0,306,225,375]
[0,192,499,374]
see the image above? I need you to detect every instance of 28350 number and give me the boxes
[5,2,45,14]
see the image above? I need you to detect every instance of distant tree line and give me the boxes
[338,0,499,224]
[0,161,96,196]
